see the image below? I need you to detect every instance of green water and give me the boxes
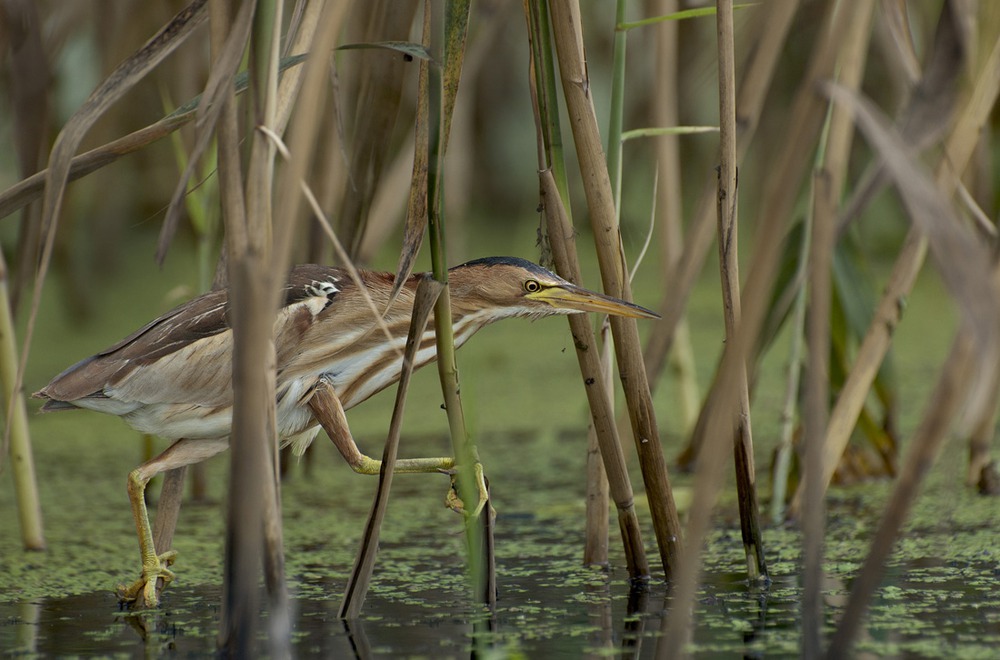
[1,232,998,656]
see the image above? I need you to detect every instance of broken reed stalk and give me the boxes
[789,30,1000,517]
[660,1,858,650]
[339,278,443,619]
[642,0,799,393]
[0,250,44,550]
[525,0,647,577]
[826,330,978,657]
[713,0,767,582]
[541,171,649,578]
[548,0,681,579]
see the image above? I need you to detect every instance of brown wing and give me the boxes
[36,265,350,408]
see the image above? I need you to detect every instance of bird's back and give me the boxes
[34,265,396,436]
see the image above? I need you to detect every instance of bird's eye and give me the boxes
[524,279,541,293]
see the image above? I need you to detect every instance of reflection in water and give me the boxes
[2,431,999,656]
[2,550,1000,656]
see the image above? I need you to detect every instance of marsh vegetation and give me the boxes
[1,0,998,656]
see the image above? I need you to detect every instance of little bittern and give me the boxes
[36,256,658,608]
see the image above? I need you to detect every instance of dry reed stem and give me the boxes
[713,0,767,582]
[339,278,443,619]
[790,24,1000,516]
[0,250,44,549]
[549,0,682,578]
[219,0,290,652]
[660,1,857,650]
[643,0,799,396]
[803,169,833,658]
[801,3,875,652]
[648,0,700,432]
[966,389,999,485]
[540,170,650,579]
[583,324,612,567]
[152,466,186,555]
[148,2,254,581]
[524,0,643,575]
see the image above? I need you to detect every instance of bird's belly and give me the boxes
[123,403,233,440]
[118,378,322,441]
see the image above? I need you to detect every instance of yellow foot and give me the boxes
[444,463,492,518]
[116,550,178,609]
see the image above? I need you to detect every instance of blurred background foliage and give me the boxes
[1,0,996,478]
[3,1,971,295]
[3,0,995,487]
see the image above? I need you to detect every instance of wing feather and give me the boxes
[35,265,350,409]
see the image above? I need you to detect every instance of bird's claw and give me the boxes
[444,462,491,518]
[117,550,178,609]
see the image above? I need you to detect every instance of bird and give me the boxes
[35,256,659,608]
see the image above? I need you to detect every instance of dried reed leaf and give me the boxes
[11,0,208,473]
[338,0,419,256]
[837,0,966,233]
[391,1,432,303]
[880,0,922,84]
[337,40,433,61]
[440,0,471,159]
[825,81,998,362]
[0,55,306,222]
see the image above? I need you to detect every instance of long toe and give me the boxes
[117,550,178,609]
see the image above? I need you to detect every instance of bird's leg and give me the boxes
[119,437,229,609]
[308,379,491,514]
[307,379,456,475]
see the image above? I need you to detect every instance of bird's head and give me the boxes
[447,256,660,321]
